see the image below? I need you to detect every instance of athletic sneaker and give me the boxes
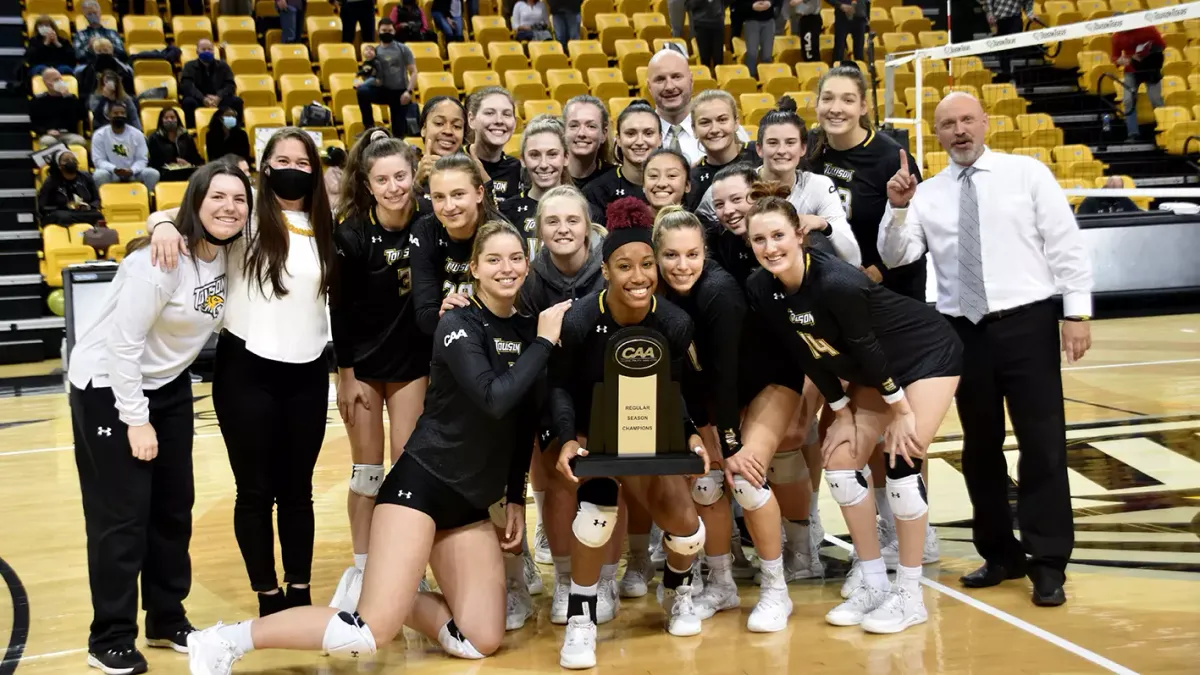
[690,559,705,595]
[878,517,899,571]
[187,624,242,675]
[88,646,148,675]
[145,624,194,653]
[533,523,552,565]
[692,569,739,620]
[550,575,570,625]
[506,577,534,631]
[810,499,826,547]
[660,584,702,637]
[731,546,756,580]
[880,539,900,571]
[523,551,544,595]
[783,542,824,581]
[559,615,597,669]
[862,585,928,634]
[439,622,485,659]
[649,525,666,570]
[825,583,888,627]
[841,559,864,599]
[924,523,941,564]
[747,584,793,633]
[330,566,363,613]
[619,555,653,598]
[597,577,618,624]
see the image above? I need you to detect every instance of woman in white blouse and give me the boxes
[147,128,338,618]
[511,0,549,41]
[67,162,251,675]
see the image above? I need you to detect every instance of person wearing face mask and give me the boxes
[38,149,104,226]
[466,87,521,204]
[66,163,251,675]
[356,18,418,139]
[92,102,160,191]
[73,0,127,63]
[25,15,77,77]
[76,37,134,108]
[32,68,89,149]
[88,66,139,130]
[148,107,205,183]
[146,128,337,616]
[180,39,242,129]
[206,106,252,165]
[583,99,659,226]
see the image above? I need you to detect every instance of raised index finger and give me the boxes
[898,149,910,176]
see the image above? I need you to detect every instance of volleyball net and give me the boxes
[881,2,1200,211]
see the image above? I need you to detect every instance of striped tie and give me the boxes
[958,166,989,323]
[667,124,683,155]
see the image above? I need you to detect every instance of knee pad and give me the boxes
[349,464,385,498]
[826,467,870,508]
[488,500,506,529]
[572,478,620,548]
[886,475,928,521]
[663,518,706,556]
[768,450,808,484]
[691,469,725,506]
[731,474,772,511]
[323,611,378,658]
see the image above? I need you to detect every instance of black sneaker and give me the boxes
[258,588,289,617]
[145,624,195,653]
[87,646,148,675]
[285,584,312,608]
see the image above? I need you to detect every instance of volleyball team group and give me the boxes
[71,52,999,675]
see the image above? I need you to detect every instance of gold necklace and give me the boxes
[286,221,314,237]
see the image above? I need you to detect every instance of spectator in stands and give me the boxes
[180,39,244,129]
[147,107,205,183]
[74,0,126,63]
[356,19,418,139]
[392,0,437,42]
[76,38,135,107]
[26,15,77,76]
[785,0,823,62]
[1112,23,1165,141]
[667,0,686,38]
[89,69,141,131]
[38,149,103,226]
[92,102,160,192]
[278,0,305,43]
[1077,176,1140,215]
[980,0,1034,80]
[548,0,581,51]
[430,0,465,42]
[335,0,377,43]
[829,0,867,63]
[323,145,347,212]
[740,0,778,77]
[207,106,253,165]
[32,69,88,150]
[687,0,724,71]
[512,0,550,41]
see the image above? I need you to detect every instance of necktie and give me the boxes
[957,165,988,323]
[667,124,683,155]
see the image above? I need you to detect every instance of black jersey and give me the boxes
[480,151,522,204]
[500,190,541,259]
[573,161,615,192]
[582,167,646,226]
[549,290,695,448]
[687,142,760,211]
[330,204,433,382]
[405,296,552,508]
[409,212,476,335]
[706,226,758,289]
[745,247,961,409]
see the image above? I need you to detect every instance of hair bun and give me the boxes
[629,98,653,109]
[775,95,798,114]
[748,180,791,203]
[606,197,654,231]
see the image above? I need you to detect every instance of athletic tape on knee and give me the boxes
[323,611,377,658]
[691,469,725,506]
[663,518,706,556]
[349,464,385,498]
[826,469,870,508]
[886,475,928,521]
[572,501,618,548]
[731,474,772,511]
[768,450,808,484]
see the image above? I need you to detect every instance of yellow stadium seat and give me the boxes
[924,151,950,175]
[1159,121,1200,154]
[243,107,287,155]
[1013,146,1051,165]
[1075,0,1111,18]
[154,182,189,211]
[405,42,442,74]
[890,6,931,33]
[794,62,828,90]
[133,75,178,106]
[99,183,151,224]
[217,16,259,44]
[568,41,609,75]
[105,222,151,262]
[1052,144,1095,164]
[72,12,117,35]
[28,0,68,14]
[715,65,757,97]
[417,72,458,101]
[869,6,895,34]
[758,63,799,99]
[471,16,511,49]
[122,15,164,44]
[918,31,949,49]
[595,14,634,54]
[306,0,337,14]
[318,43,358,89]
[225,44,268,76]
[278,75,323,121]
[340,105,389,140]
[773,36,802,67]
[614,40,651,84]
[523,99,562,120]
[195,109,219,155]
[632,13,670,43]
[958,69,994,90]
[528,41,570,75]
[943,84,980,99]
[546,69,589,104]
[462,70,501,95]
[173,16,213,45]
[881,32,917,54]
[586,68,627,102]
[30,14,70,38]
[617,0,650,15]
[1055,160,1105,182]
[305,16,342,52]
[41,227,96,288]
[608,96,635,121]
[740,93,775,125]
[329,73,359,116]
[448,42,490,88]
[488,41,529,73]
[690,65,717,95]
[234,74,278,107]
[1016,113,1055,134]
[505,70,547,107]
[270,43,313,76]
[581,0,614,33]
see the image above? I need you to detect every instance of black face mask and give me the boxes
[267,167,312,201]
[111,117,127,131]
[204,229,244,246]
[379,32,395,43]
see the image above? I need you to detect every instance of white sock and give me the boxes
[600,563,618,583]
[532,490,545,529]
[874,488,895,529]
[759,555,786,588]
[898,564,923,594]
[503,553,524,582]
[570,580,599,596]
[553,555,571,579]
[216,620,255,654]
[860,557,889,591]
[782,520,810,551]
[353,554,367,571]
[628,533,650,561]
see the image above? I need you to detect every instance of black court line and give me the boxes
[1064,397,1147,417]
[0,556,29,675]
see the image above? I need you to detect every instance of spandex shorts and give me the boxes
[376,452,491,531]
[890,336,964,389]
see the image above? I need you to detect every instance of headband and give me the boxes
[602,226,654,262]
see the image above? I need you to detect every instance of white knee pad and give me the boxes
[691,469,725,506]
[826,466,871,508]
[886,475,929,521]
[349,464,385,498]
[487,500,506,529]
[731,474,772,511]
[663,519,706,556]
[572,501,618,548]
[323,611,378,658]
[767,450,808,484]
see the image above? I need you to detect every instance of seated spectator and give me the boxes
[88,68,140,131]
[277,0,305,43]
[91,102,160,191]
[512,0,551,41]
[37,149,104,226]
[73,0,126,63]
[179,39,244,128]
[1077,176,1141,215]
[26,15,77,76]
[1112,23,1165,141]
[76,38,135,108]
[430,0,464,42]
[391,0,437,42]
[147,107,205,183]
[357,19,418,138]
[32,69,88,149]
[206,106,252,165]
[548,0,582,51]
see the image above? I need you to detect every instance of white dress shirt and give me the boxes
[878,147,1093,318]
[660,113,751,165]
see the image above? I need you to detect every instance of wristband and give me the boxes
[1064,315,1090,322]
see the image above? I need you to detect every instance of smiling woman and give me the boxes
[583,100,660,226]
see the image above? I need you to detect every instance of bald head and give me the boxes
[934,92,988,166]
[647,49,692,123]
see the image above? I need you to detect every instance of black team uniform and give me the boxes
[499,190,541,259]
[582,168,646,226]
[409,213,477,335]
[687,143,760,211]
[814,130,928,300]
[479,150,523,204]
[573,161,614,192]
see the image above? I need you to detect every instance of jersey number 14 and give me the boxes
[798,331,840,360]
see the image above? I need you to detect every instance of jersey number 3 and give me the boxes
[837,188,853,220]
[397,268,412,297]
[798,331,840,360]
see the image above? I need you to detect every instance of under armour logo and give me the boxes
[97,427,111,436]
[831,482,840,488]
[596,325,607,333]
[517,204,529,213]
[615,189,625,196]
[739,252,749,259]
[438,238,447,246]
[773,292,785,300]
[891,491,900,499]
[696,485,708,491]
[398,490,412,499]
[371,236,382,243]
[350,650,359,658]
[593,519,606,527]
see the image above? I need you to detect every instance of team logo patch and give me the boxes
[384,247,408,265]
[614,336,662,370]
[444,328,467,347]
[494,338,522,355]
[194,276,227,319]
[524,217,536,232]
[788,309,815,326]
[494,180,508,194]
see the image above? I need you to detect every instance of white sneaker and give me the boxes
[731,546,756,580]
[187,624,242,675]
[660,584,702,637]
[559,616,597,670]
[747,584,793,633]
[862,584,928,634]
[880,539,900,572]
[330,566,363,613]
[923,523,940,564]
[690,559,705,595]
[523,552,544,595]
[825,583,888,627]
[810,500,826,546]
[597,578,618,624]
[783,544,824,581]
[841,559,864,599]
[505,578,534,631]
[619,556,652,598]
[533,523,552,564]
[439,623,484,659]
[692,570,739,620]
[550,576,569,625]
[649,525,666,570]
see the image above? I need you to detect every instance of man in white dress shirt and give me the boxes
[877,92,1092,608]
[647,47,749,165]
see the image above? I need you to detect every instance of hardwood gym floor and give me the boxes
[1,314,1198,674]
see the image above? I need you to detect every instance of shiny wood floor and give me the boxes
[2,315,1199,674]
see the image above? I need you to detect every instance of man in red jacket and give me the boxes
[1111,24,1166,140]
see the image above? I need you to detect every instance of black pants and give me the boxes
[995,15,1023,78]
[832,12,866,63]
[181,94,245,129]
[212,331,328,592]
[71,373,195,652]
[357,85,416,139]
[796,13,823,62]
[948,299,1073,585]
[693,23,724,72]
[341,0,377,42]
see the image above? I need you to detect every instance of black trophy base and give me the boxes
[571,452,705,477]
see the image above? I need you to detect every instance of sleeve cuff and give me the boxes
[888,206,908,228]
[827,396,851,412]
[882,387,906,405]
[1062,292,1092,319]
[119,411,149,427]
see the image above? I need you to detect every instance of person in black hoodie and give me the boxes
[32,69,88,149]
[147,107,205,183]
[206,106,252,165]
[38,149,104,226]
[179,39,243,129]
[25,15,77,76]
[685,0,725,72]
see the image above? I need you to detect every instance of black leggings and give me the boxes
[212,330,329,592]
[692,23,724,72]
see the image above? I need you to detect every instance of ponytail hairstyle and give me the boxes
[337,128,418,224]
[809,65,874,164]
[563,94,613,166]
[746,180,805,246]
[614,98,661,166]
[465,86,516,148]
[429,152,506,233]
[519,114,571,189]
[651,204,706,253]
[757,95,813,178]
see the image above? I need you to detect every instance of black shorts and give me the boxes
[881,259,928,302]
[375,452,492,531]
[890,332,964,389]
[354,336,433,384]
